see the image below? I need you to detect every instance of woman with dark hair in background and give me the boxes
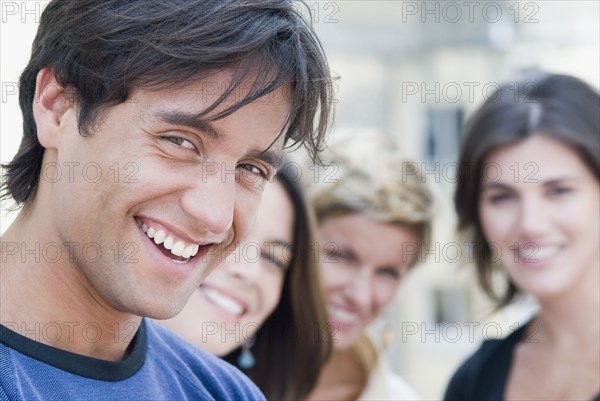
[445,73,600,401]
[162,163,331,400]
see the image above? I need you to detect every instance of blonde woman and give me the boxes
[305,132,436,400]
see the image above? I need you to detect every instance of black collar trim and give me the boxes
[0,319,146,381]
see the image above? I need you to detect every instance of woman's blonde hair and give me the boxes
[306,132,436,265]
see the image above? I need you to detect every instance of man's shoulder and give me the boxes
[145,319,224,369]
[0,320,265,401]
[145,319,265,400]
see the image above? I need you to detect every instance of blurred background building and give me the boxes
[1,1,599,398]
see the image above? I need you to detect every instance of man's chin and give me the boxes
[132,296,191,321]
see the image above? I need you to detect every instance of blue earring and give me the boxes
[237,337,256,369]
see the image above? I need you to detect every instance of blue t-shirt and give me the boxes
[0,319,265,401]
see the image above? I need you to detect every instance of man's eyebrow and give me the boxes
[156,111,221,139]
[247,149,283,170]
[155,110,283,168]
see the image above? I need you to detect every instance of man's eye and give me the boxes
[238,163,268,180]
[162,136,196,151]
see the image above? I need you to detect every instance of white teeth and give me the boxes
[153,230,166,245]
[139,220,205,261]
[171,241,185,257]
[328,306,360,324]
[163,236,174,250]
[182,244,195,259]
[202,287,244,316]
[521,246,560,260]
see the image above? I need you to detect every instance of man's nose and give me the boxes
[179,162,236,236]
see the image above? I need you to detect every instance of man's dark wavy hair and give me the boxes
[1,0,334,207]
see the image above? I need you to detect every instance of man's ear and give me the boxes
[33,67,73,149]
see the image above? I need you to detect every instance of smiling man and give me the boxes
[0,1,332,399]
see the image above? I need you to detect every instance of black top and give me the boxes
[444,322,600,401]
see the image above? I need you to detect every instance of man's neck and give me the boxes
[1,211,141,362]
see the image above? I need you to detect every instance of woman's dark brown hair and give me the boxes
[223,162,331,400]
[455,73,600,306]
[1,0,334,208]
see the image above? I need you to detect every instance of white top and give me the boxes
[357,352,420,401]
